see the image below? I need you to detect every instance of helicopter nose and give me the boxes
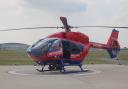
[27,46,42,56]
[27,47,36,55]
[27,47,42,62]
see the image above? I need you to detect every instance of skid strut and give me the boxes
[79,64,84,71]
[34,60,84,73]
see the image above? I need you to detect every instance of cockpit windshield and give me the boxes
[32,38,56,49]
[30,38,61,55]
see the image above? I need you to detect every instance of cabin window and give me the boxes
[70,42,83,54]
[62,40,84,59]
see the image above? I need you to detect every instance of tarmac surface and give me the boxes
[0,64,128,89]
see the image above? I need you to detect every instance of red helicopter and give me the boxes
[26,17,121,72]
[1,16,127,73]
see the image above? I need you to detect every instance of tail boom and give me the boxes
[90,29,120,58]
[90,42,108,49]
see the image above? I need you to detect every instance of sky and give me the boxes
[0,0,128,47]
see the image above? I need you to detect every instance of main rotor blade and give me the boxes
[60,17,71,32]
[0,26,63,31]
[1,25,128,31]
[75,26,128,28]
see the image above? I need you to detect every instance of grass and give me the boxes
[0,49,128,65]
[84,49,128,65]
[0,49,34,65]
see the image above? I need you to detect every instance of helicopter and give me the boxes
[1,16,127,73]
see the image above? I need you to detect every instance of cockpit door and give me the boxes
[47,40,63,57]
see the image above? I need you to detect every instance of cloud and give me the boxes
[24,0,86,13]
[0,0,127,47]
[84,0,128,26]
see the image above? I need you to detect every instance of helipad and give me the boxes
[0,64,128,89]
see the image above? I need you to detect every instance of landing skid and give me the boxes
[60,65,84,73]
[34,63,85,73]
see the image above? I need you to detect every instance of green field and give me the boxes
[0,49,128,65]
[84,49,128,65]
[0,49,34,65]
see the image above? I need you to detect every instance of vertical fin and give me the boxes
[107,29,120,58]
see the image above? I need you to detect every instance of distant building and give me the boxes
[0,43,29,50]
[124,47,127,49]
